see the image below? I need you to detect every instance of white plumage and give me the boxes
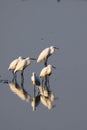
[14,57,31,74]
[37,46,59,66]
[37,47,50,63]
[31,72,41,96]
[31,72,41,86]
[8,56,23,72]
[40,64,55,77]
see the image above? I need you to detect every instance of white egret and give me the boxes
[31,72,41,96]
[8,56,23,77]
[31,94,40,111]
[14,57,36,77]
[37,46,59,66]
[31,72,41,86]
[40,64,56,77]
[39,64,56,87]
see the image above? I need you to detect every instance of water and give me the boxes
[0,0,87,130]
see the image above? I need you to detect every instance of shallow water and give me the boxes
[0,0,87,130]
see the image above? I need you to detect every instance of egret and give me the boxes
[31,72,41,86]
[37,46,59,66]
[8,56,23,78]
[40,64,56,77]
[31,94,40,111]
[31,72,41,96]
[39,64,56,87]
[8,81,31,102]
[14,57,36,78]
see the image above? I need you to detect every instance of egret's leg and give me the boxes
[47,76,50,88]
[44,59,47,67]
[12,71,16,82]
[21,77,24,88]
[21,70,24,83]
[37,87,40,94]
[44,75,48,88]
[21,70,23,77]
[42,78,44,87]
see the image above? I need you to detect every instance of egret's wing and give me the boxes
[37,47,50,63]
[8,59,18,70]
[40,67,47,77]
[14,60,25,72]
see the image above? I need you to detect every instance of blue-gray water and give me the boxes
[0,0,87,130]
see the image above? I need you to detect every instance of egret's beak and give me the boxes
[52,65,56,69]
[30,58,37,60]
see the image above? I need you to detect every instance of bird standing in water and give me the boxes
[14,57,36,80]
[39,64,56,87]
[8,56,23,80]
[37,46,59,66]
[31,72,41,96]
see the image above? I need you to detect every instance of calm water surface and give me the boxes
[0,0,87,130]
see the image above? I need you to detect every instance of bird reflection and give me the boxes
[40,95,55,110]
[8,80,31,103]
[48,90,59,102]
[30,78,57,110]
[31,94,40,111]
[38,86,56,110]
[38,86,49,97]
[31,89,56,111]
